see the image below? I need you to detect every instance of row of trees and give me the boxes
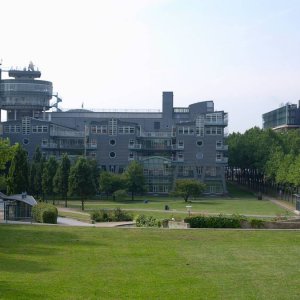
[1,140,207,207]
[1,143,148,209]
[227,127,300,199]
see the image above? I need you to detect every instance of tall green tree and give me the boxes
[53,153,71,207]
[0,138,16,191]
[123,161,146,200]
[68,156,96,210]
[29,146,45,198]
[7,144,29,194]
[42,156,58,200]
[173,179,206,202]
[99,171,125,199]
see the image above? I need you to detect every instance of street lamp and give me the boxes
[186,205,192,217]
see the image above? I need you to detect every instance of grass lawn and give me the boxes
[60,197,291,219]
[1,225,300,299]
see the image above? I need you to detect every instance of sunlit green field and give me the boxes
[58,197,291,220]
[1,225,300,300]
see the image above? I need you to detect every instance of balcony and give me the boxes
[129,144,173,151]
[50,128,85,138]
[138,131,173,138]
[216,157,228,164]
[216,145,228,151]
[41,143,97,150]
[171,144,184,150]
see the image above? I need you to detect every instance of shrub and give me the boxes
[90,208,133,222]
[250,218,265,228]
[113,189,127,201]
[32,203,58,224]
[184,214,245,228]
[135,214,160,227]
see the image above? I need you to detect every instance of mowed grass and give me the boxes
[1,225,300,299]
[61,197,291,218]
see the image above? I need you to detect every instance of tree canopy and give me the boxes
[7,144,29,194]
[123,161,146,200]
[173,179,206,202]
[68,156,96,210]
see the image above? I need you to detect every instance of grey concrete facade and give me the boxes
[0,67,228,194]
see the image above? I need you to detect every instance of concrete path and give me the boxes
[57,216,135,227]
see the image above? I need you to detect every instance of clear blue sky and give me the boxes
[1,0,300,132]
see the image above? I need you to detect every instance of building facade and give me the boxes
[0,66,228,194]
[263,102,300,130]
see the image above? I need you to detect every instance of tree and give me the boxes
[7,144,29,194]
[29,146,45,198]
[42,156,58,200]
[53,153,71,207]
[68,156,96,210]
[123,161,146,200]
[173,179,206,202]
[99,171,125,199]
[0,138,16,191]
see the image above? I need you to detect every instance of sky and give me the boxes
[1,0,300,133]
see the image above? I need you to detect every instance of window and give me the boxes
[90,139,97,147]
[178,151,184,160]
[90,152,96,158]
[22,117,31,135]
[109,139,116,146]
[42,139,48,146]
[23,138,29,145]
[205,126,223,135]
[196,152,203,159]
[154,122,160,130]
[196,166,203,175]
[118,126,135,134]
[196,140,203,147]
[178,140,184,148]
[4,124,21,134]
[109,151,116,158]
[129,152,134,160]
[216,140,222,148]
[91,125,107,134]
[32,125,48,133]
[178,126,194,135]
[206,167,216,176]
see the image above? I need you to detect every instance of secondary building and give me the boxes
[0,64,228,194]
[263,102,300,131]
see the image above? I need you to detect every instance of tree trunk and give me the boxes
[81,199,84,211]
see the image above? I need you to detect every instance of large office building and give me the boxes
[263,102,300,130]
[0,64,228,194]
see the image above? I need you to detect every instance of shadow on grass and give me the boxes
[0,281,43,299]
[0,257,52,273]
[0,225,103,257]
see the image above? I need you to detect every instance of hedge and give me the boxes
[135,214,161,227]
[90,208,133,222]
[32,203,58,224]
[184,214,245,228]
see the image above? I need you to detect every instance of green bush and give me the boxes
[135,214,160,227]
[250,218,265,228]
[90,208,133,222]
[113,189,127,201]
[184,214,245,228]
[32,203,58,224]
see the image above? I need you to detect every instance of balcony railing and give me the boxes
[41,143,97,150]
[216,157,228,164]
[50,128,85,137]
[138,131,173,138]
[216,145,228,151]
